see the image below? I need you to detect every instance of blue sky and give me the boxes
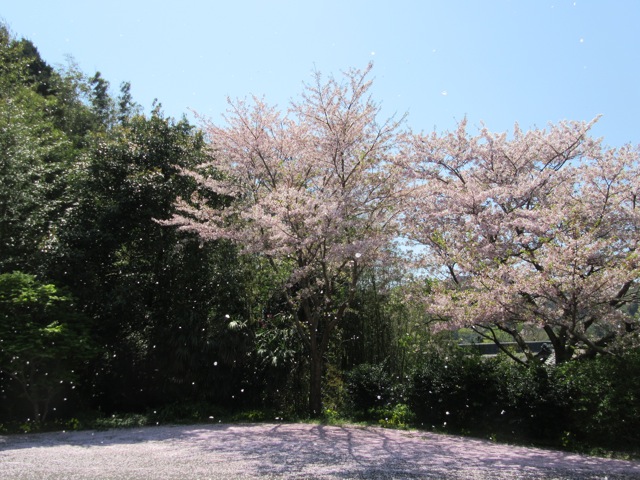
[3,1,639,147]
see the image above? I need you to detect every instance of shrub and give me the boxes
[489,356,569,442]
[410,349,498,432]
[0,272,97,424]
[345,363,395,417]
[554,350,640,449]
[152,401,227,424]
[373,403,415,428]
[92,413,150,430]
[408,346,640,453]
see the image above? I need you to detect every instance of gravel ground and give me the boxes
[1,423,639,479]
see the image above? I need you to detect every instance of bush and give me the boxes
[92,413,150,430]
[152,401,228,424]
[410,349,498,432]
[554,350,640,449]
[409,349,575,442]
[0,272,97,424]
[489,357,569,442]
[345,363,396,417]
[407,346,640,453]
[372,403,415,428]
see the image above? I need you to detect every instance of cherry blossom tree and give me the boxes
[403,118,640,364]
[163,64,405,415]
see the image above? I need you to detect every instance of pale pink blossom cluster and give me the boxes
[163,65,405,412]
[164,64,639,371]
[169,65,402,268]
[403,117,640,362]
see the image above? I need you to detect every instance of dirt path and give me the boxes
[1,423,639,479]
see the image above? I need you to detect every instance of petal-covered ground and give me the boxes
[1,423,639,479]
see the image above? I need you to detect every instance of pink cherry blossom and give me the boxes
[162,64,406,413]
[403,118,640,363]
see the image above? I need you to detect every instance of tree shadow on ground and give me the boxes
[1,423,639,479]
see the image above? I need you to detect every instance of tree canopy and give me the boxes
[402,118,640,363]
[164,64,406,414]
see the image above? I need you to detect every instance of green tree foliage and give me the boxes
[0,272,96,423]
[338,268,433,377]
[53,106,257,411]
[88,71,113,127]
[555,351,640,447]
[0,25,75,274]
[0,25,54,95]
[1,22,259,415]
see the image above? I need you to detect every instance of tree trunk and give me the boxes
[309,345,323,417]
[544,325,574,364]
